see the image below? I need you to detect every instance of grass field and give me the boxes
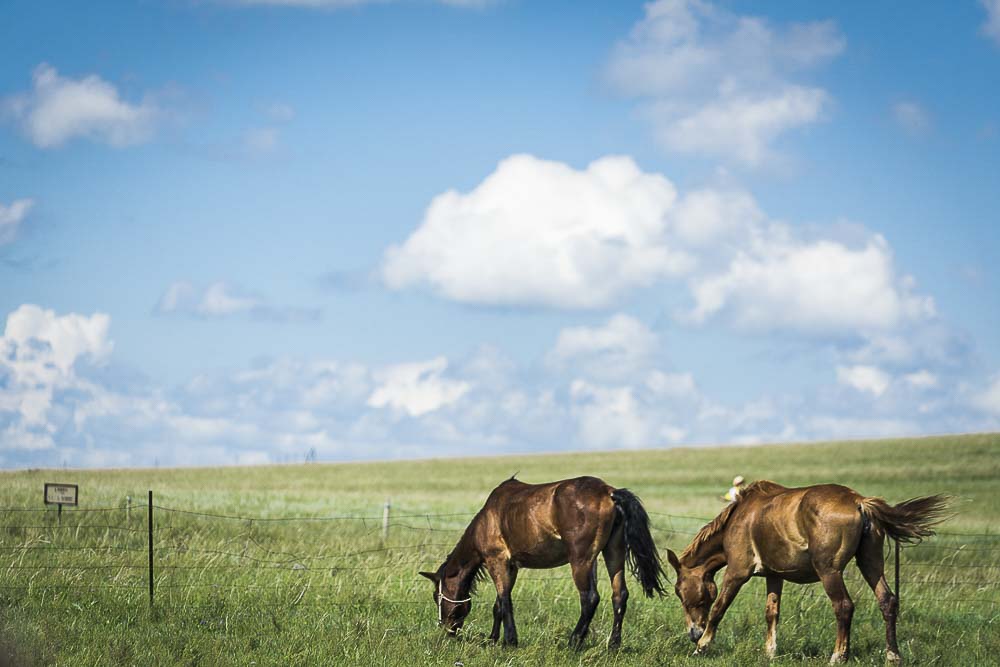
[0,433,998,666]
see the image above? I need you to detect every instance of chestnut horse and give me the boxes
[666,481,948,664]
[419,476,665,650]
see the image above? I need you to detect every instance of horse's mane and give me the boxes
[438,549,488,594]
[438,512,489,594]
[681,480,785,561]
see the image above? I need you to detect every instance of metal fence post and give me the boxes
[382,498,390,541]
[148,490,154,607]
[894,538,900,616]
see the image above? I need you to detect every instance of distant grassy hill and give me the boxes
[1,433,998,666]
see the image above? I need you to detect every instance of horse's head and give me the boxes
[667,549,717,643]
[419,569,472,635]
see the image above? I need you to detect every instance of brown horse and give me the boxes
[419,476,665,650]
[666,481,948,664]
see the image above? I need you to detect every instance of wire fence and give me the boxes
[0,498,997,617]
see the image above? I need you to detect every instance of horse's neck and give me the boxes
[687,529,728,573]
[446,518,484,580]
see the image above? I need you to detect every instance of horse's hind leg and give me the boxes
[602,526,629,650]
[764,575,783,658]
[818,570,854,664]
[856,534,900,664]
[568,558,600,650]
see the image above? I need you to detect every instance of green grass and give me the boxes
[1,433,998,666]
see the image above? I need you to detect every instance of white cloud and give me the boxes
[892,101,931,136]
[650,86,829,165]
[548,314,658,377]
[1,304,990,469]
[570,381,655,449]
[156,281,320,322]
[836,365,891,397]
[689,233,935,334]
[0,305,111,437]
[3,64,160,148]
[972,375,1000,416]
[0,199,33,245]
[382,154,693,308]
[158,281,257,316]
[981,0,1000,45]
[386,155,935,338]
[367,357,470,417]
[904,370,938,390]
[670,187,762,248]
[198,282,260,316]
[645,370,697,399]
[607,0,844,165]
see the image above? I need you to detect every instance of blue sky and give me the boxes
[2,0,1000,468]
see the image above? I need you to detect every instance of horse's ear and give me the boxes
[666,549,681,574]
[418,571,438,582]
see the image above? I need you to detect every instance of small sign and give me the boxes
[44,483,78,506]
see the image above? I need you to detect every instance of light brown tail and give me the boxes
[859,495,951,544]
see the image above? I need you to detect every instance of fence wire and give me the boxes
[0,504,996,613]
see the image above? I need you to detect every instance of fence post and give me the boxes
[147,490,154,608]
[126,495,131,522]
[894,538,900,616]
[382,498,391,541]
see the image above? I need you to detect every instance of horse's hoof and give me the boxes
[886,650,901,665]
[829,651,848,664]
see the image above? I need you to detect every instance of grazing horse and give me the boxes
[666,481,948,664]
[419,476,665,650]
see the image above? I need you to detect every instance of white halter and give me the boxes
[437,578,472,623]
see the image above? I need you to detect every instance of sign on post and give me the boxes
[44,483,78,506]
[44,483,78,524]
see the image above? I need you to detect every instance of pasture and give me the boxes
[0,433,998,666]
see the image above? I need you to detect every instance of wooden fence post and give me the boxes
[382,498,391,541]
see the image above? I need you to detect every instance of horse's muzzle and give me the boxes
[688,626,704,643]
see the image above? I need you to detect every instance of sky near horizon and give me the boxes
[2,0,1000,468]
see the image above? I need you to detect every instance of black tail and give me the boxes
[611,488,666,598]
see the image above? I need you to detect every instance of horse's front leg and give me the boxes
[764,575,783,658]
[489,596,502,643]
[568,559,600,650]
[486,558,519,646]
[695,567,751,655]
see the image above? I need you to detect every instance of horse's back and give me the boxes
[744,483,866,577]
[482,476,617,568]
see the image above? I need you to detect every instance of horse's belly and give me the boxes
[758,544,815,579]
[510,536,569,569]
